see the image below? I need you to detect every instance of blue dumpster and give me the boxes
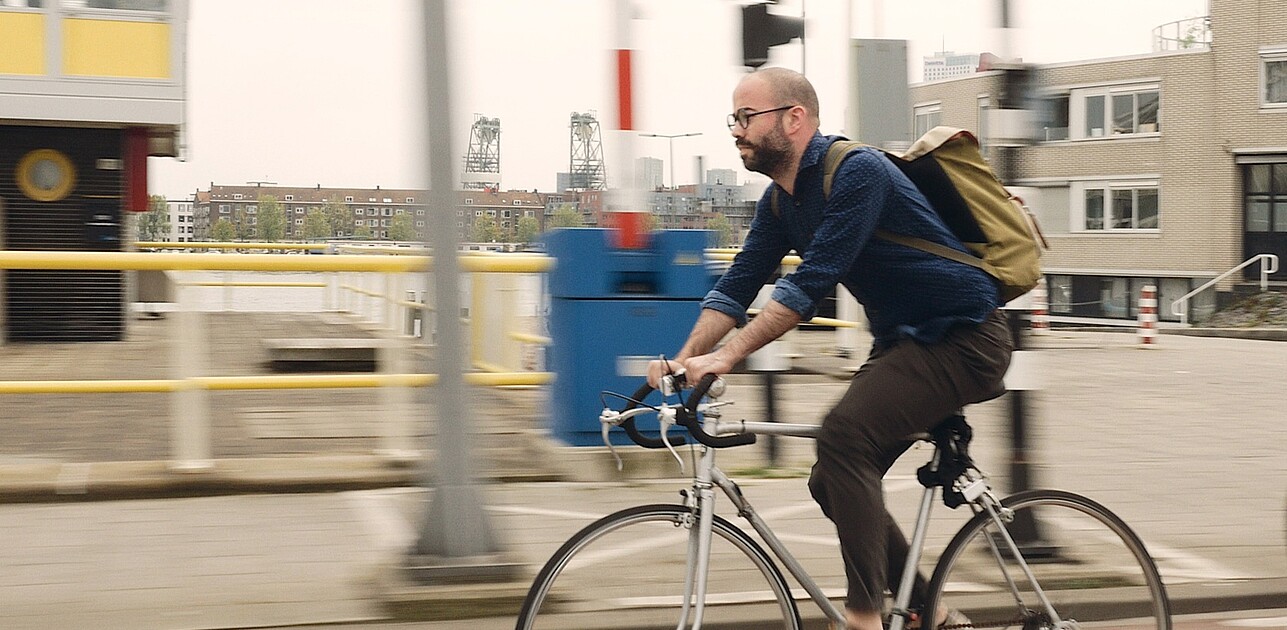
[545,228,715,446]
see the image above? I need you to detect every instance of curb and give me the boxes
[1166,327,1287,341]
[0,455,421,503]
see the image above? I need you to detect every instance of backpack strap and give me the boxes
[871,230,995,275]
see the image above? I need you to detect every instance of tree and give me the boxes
[389,212,417,241]
[137,194,171,241]
[212,217,236,242]
[705,213,733,247]
[548,204,581,228]
[472,215,503,242]
[322,195,350,237]
[353,221,372,239]
[256,195,286,242]
[303,209,331,240]
[515,215,541,243]
[233,207,254,241]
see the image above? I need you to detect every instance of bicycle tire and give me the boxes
[924,489,1171,630]
[516,503,802,630]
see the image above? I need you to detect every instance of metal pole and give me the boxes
[405,0,516,583]
[639,132,701,189]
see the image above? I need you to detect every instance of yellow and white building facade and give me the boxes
[0,0,187,341]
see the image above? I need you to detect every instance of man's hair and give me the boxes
[755,67,820,125]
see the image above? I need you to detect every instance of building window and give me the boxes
[345,196,354,202]
[1078,182,1159,231]
[465,198,474,205]
[913,103,941,138]
[1244,163,1287,232]
[1263,49,1287,106]
[1041,95,1070,141]
[1073,84,1159,138]
[233,193,243,200]
[406,197,415,203]
[284,195,293,201]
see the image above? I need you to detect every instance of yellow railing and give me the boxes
[0,249,555,468]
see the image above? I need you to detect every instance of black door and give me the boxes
[1242,162,1287,281]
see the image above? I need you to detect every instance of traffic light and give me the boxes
[741,2,804,69]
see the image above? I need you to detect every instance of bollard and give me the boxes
[748,285,789,467]
[1138,285,1158,347]
[1030,277,1050,335]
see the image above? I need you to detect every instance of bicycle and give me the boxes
[516,373,1171,630]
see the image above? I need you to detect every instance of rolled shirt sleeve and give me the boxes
[699,289,749,326]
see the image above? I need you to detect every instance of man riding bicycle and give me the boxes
[647,67,1012,630]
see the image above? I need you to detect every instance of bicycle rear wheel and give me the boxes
[925,489,1170,630]
[516,504,801,630]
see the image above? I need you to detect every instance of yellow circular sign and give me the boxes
[16,148,76,202]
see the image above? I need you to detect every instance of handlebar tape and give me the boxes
[618,382,688,449]
[679,374,757,449]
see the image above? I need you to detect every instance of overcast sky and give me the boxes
[150,0,1209,199]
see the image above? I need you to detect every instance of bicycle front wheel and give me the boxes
[926,489,1170,630]
[516,504,801,630]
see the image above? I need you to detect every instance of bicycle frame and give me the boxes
[604,391,1072,630]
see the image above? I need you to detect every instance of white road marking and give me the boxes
[1220,617,1287,628]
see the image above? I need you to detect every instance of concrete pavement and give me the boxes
[0,315,1283,628]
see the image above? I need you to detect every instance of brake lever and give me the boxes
[656,404,685,474]
[599,408,624,471]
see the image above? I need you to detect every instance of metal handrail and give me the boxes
[1171,254,1279,325]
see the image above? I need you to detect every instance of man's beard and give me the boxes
[737,123,792,178]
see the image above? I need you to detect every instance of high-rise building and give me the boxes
[923,51,982,82]
[635,157,663,190]
[705,169,738,186]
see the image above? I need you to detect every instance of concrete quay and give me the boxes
[0,314,1282,628]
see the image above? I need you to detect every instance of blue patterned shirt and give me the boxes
[703,133,1000,347]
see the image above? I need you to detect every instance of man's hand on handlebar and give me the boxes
[646,358,686,390]
[646,352,735,391]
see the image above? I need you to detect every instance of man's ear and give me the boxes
[785,106,807,135]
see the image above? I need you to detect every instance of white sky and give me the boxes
[150,0,1209,199]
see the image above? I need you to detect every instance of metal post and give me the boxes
[170,281,211,470]
[404,0,517,583]
[1004,309,1055,556]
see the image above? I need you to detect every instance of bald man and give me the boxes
[648,67,1011,629]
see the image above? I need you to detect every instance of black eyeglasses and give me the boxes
[726,105,795,130]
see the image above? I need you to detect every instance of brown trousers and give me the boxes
[807,310,1013,613]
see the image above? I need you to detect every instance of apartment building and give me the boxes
[910,0,1287,323]
[192,184,544,244]
[165,198,195,242]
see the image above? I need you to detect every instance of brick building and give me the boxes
[911,0,1287,322]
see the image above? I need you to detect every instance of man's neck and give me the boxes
[771,134,813,196]
[772,165,800,196]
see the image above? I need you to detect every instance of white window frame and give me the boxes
[1069,82,1160,140]
[912,102,942,138]
[284,195,293,201]
[1261,47,1287,109]
[1071,179,1160,232]
[345,196,354,202]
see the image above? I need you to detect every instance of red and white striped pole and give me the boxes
[608,0,646,249]
[1138,284,1158,346]
[1030,276,1049,335]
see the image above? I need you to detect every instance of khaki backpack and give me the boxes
[773,126,1046,303]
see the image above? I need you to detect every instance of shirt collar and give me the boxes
[798,132,839,173]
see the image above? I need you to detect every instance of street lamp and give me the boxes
[639,132,702,189]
